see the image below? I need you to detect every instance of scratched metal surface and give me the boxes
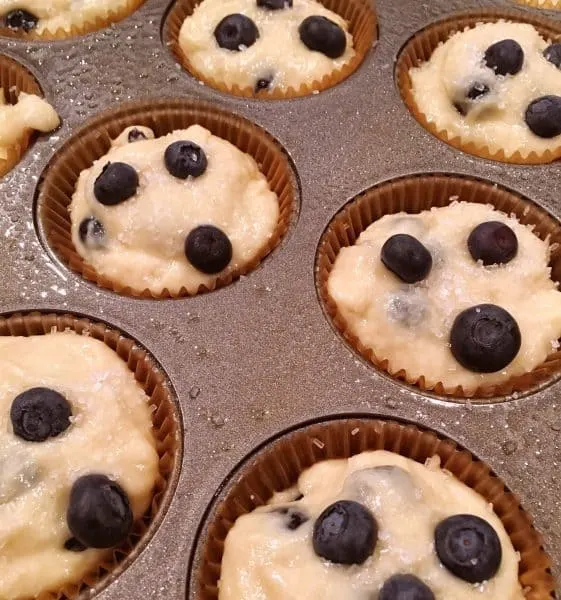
[0,0,559,597]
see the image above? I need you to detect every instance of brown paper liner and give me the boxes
[0,311,181,600]
[37,99,296,298]
[196,417,556,600]
[316,173,561,400]
[395,10,561,164]
[0,0,145,40]
[0,55,43,178]
[516,0,561,10]
[163,0,377,99]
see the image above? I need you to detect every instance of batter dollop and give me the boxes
[0,89,59,161]
[178,0,355,94]
[220,451,523,600]
[69,125,279,295]
[328,202,561,392]
[410,22,561,158]
[0,0,135,35]
[0,332,159,599]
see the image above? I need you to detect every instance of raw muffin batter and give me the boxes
[0,0,136,35]
[0,331,159,599]
[220,450,523,600]
[328,202,561,392]
[70,125,279,295]
[178,0,355,93]
[410,22,561,158]
[0,89,59,161]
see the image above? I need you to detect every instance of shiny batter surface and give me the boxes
[410,22,561,158]
[0,89,59,161]
[220,451,523,600]
[70,125,279,295]
[0,0,134,34]
[179,0,355,92]
[0,332,158,599]
[328,202,561,392]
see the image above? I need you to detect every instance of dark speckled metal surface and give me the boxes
[0,0,560,597]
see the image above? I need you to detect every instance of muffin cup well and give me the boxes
[316,173,561,400]
[0,55,43,178]
[37,99,296,298]
[163,0,377,99]
[0,0,146,40]
[395,10,561,164]
[0,311,181,600]
[195,417,556,600]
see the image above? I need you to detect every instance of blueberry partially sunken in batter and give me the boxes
[67,474,133,549]
[525,95,561,138]
[94,162,139,206]
[257,0,293,8]
[79,216,105,249]
[468,221,518,265]
[11,387,72,442]
[164,140,208,179]
[544,43,561,70]
[484,39,524,76]
[214,14,259,51]
[435,514,502,583]
[272,506,309,530]
[379,574,435,600]
[4,9,38,32]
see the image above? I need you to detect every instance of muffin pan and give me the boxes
[0,0,560,597]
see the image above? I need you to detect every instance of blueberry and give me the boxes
[484,39,524,76]
[299,16,346,59]
[386,291,426,327]
[467,221,518,265]
[435,514,502,583]
[64,537,86,552]
[185,225,232,274]
[255,77,273,93]
[257,0,292,8]
[379,574,435,600]
[381,234,432,284]
[467,82,489,100]
[312,500,377,565]
[544,43,561,69]
[450,304,521,373]
[214,14,259,51]
[5,9,38,32]
[67,474,133,549]
[94,162,138,206]
[127,128,147,142]
[525,95,561,138]
[164,141,207,179]
[11,387,72,442]
[79,217,105,249]
[272,507,309,530]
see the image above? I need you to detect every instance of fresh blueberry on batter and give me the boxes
[450,304,521,373]
[4,9,38,32]
[312,500,377,565]
[525,95,561,138]
[484,39,524,76]
[11,387,72,442]
[185,225,232,274]
[94,162,139,206]
[67,474,133,549]
[299,16,346,59]
[379,574,435,600]
[381,234,433,284]
[164,141,208,179]
[435,514,502,583]
[468,221,518,265]
[214,14,259,51]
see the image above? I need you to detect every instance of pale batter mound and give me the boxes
[328,202,561,392]
[0,89,59,161]
[0,0,135,35]
[0,331,159,599]
[220,450,523,600]
[178,0,355,93]
[69,125,279,295]
[410,22,561,158]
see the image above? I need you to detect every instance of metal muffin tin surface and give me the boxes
[0,0,560,597]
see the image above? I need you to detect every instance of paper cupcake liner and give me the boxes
[163,0,377,99]
[395,9,561,164]
[0,310,182,600]
[515,0,561,10]
[37,99,296,298]
[315,173,561,400]
[195,417,556,600]
[0,55,43,178]
[0,0,145,40]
